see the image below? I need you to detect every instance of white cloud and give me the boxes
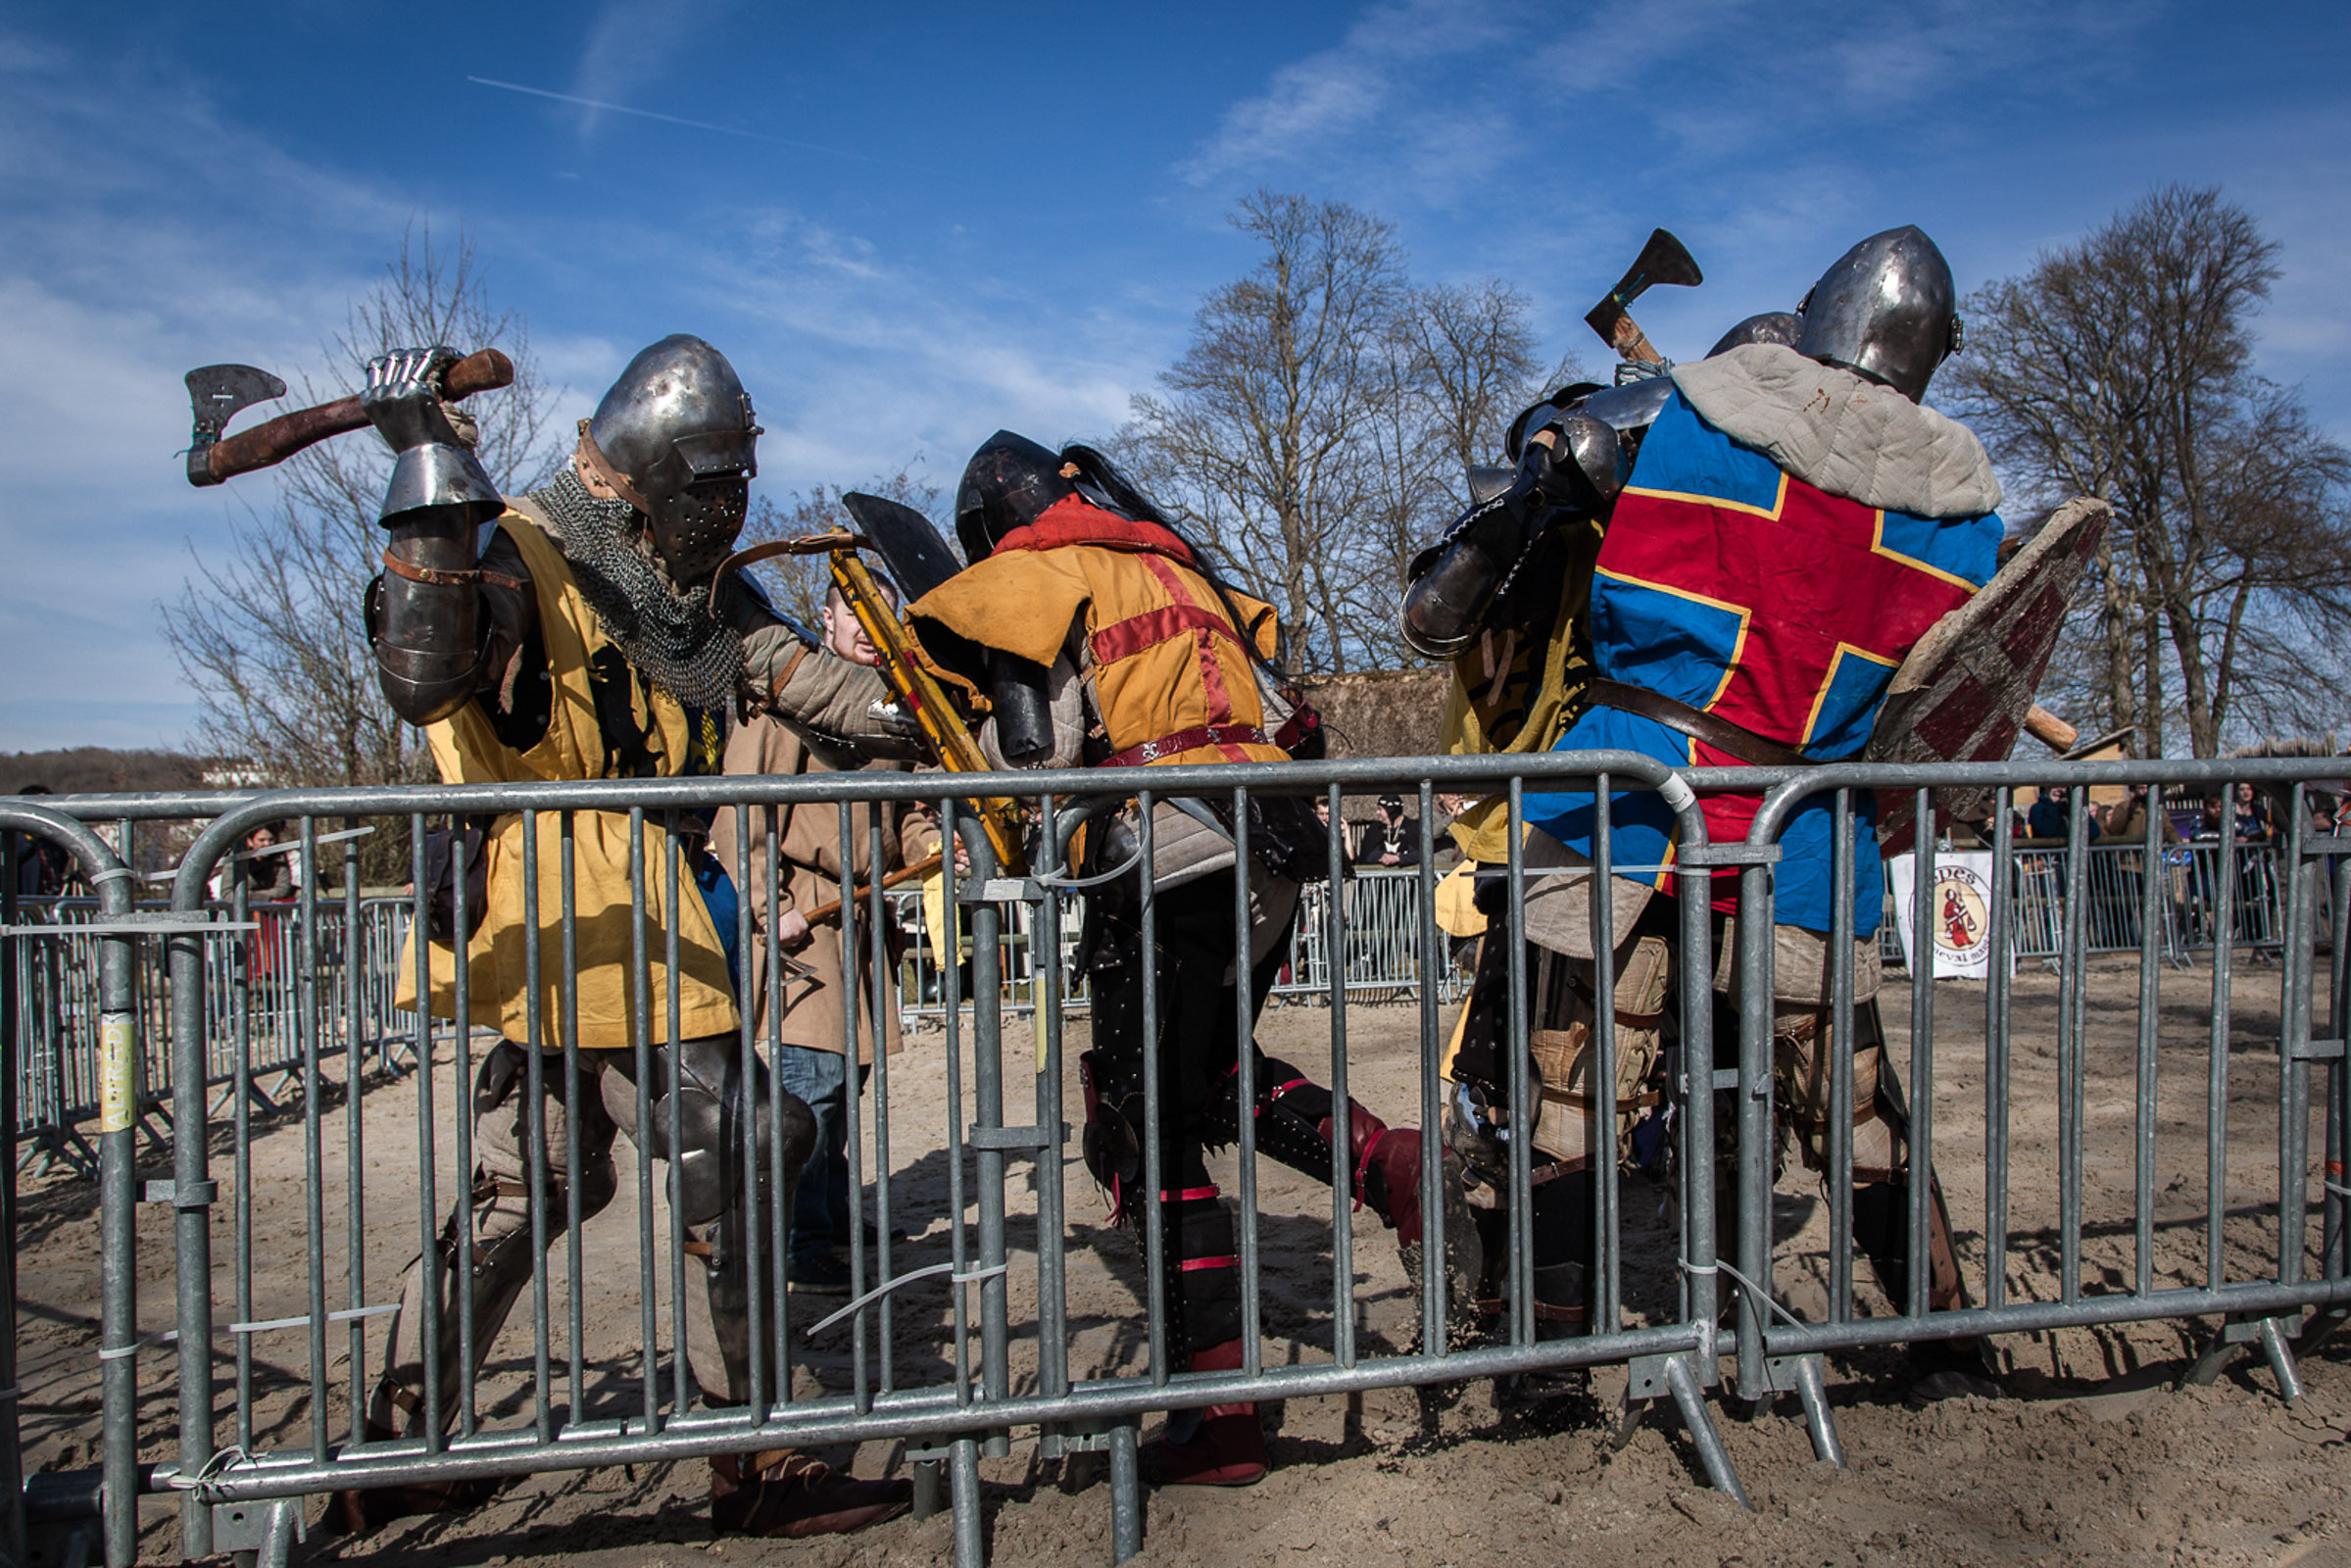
[1180,0,1517,190]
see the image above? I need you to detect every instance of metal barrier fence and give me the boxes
[4,757,2344,1568]
[1730,762,2348,1437]
[8,897,430,1170]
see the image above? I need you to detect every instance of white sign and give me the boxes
[1886,852,2005,980]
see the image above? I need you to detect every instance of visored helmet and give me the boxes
[1793,225,1961,403]
[580,335,761,584]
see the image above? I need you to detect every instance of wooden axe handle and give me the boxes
[200,349,514,484]
[2023,704,2079,752]
[799,852,944,929]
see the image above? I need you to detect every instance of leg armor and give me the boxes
[1445,931,1671,1191]
[1774,997,1963,1313]
[369,1042,622,1438]
[652,1034,818,1405]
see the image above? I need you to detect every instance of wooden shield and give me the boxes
[1866,497,2111,846]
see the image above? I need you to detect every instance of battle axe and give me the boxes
[181,349,513,488]
[1583,228,1702,365]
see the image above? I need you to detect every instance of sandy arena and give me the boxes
[12,955,2351,1567]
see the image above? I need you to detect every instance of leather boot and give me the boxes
[322,1421,504,1535]
[1145,1339,1267,1487]
[710,1448,912,1538]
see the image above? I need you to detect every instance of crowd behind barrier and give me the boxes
[0,755,2343,1568]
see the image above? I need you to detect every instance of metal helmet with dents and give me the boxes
[1794,225,1961,403]
[1705,311,1801,358]
[955,430,1077,564]
[580,335,761,584]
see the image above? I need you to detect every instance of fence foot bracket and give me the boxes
[2181,1312,2305,1403]
[214,1496,303,1568]
[1765,1354,1844,1467]
[1626,1352,1749,1507]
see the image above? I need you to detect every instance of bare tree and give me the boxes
[1123,192,1410,674]
[1121,194,1555,673]
[1944,186,2351,754]
[162,225,564,876]
[732,466,946,630]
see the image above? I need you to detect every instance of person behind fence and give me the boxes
[902,431,1477,1487]
[340,338,924,1538]
[1354,794,1421,868]
[1406,232,2004,1373]
[9,785,74,897]
[708,574,940,1298]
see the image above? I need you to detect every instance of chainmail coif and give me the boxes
[533,466,747,712]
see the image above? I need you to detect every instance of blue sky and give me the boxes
[2,0,2346,752]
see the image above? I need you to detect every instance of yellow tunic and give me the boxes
[395,508,736,1051]
[1441,516,1604,862]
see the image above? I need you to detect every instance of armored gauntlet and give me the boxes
[363,347,510,724]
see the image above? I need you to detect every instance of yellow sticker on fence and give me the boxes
[99,1012,134,1133]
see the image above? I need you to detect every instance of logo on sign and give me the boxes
[1932,861,1990,960]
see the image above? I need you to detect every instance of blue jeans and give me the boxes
[773,1045,867,1267]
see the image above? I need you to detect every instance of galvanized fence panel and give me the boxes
[13,757,2344,1568]
[1730,760,2349,1448]
[71,753,1728,1568]
[8,896,431,1169]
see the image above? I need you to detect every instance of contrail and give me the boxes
[466,76,926,172]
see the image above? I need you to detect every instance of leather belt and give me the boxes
[1099,723,1269,768]
[1587,678,1810,769]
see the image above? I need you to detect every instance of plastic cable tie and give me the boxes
[1658,775,1698,813]
[1690,1255,1809,1329]
[229,1303,399,1336]
[804,1261,960,1337]
[0,1386,18,1402]
[85,866,137,887]
[951,1263,1010,1286]
[168,1446,253,1489]
[97,1332,171,1361]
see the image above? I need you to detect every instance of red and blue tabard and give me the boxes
[1523,391,2002,935]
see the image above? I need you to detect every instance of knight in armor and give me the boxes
[903,432,1477,1486]
[337,338,917,1538]
[1407,234,1999,1373]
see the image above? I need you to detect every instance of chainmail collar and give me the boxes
[531,466,747,712]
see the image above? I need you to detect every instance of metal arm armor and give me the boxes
[1400,406,1630,659]
[360,348,516,726]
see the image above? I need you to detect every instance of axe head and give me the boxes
[841,492,961,603]
[184,364,285,486]
[1584,228,1702,360]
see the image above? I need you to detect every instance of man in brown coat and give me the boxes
[711,577,940,1294]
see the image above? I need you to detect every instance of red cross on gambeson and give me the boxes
[1596,469,1980,758]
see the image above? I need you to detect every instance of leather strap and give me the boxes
[574,418,653,516]
[1587,678,1810,769]
[1099,723,1269,768]
[383,550,527,594]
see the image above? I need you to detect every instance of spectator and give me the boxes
[10,784,74,897]
[2231,781,2276,845]
[2025,785,2070,843]
[228,825,296,903]
[1353,794,1421,868]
